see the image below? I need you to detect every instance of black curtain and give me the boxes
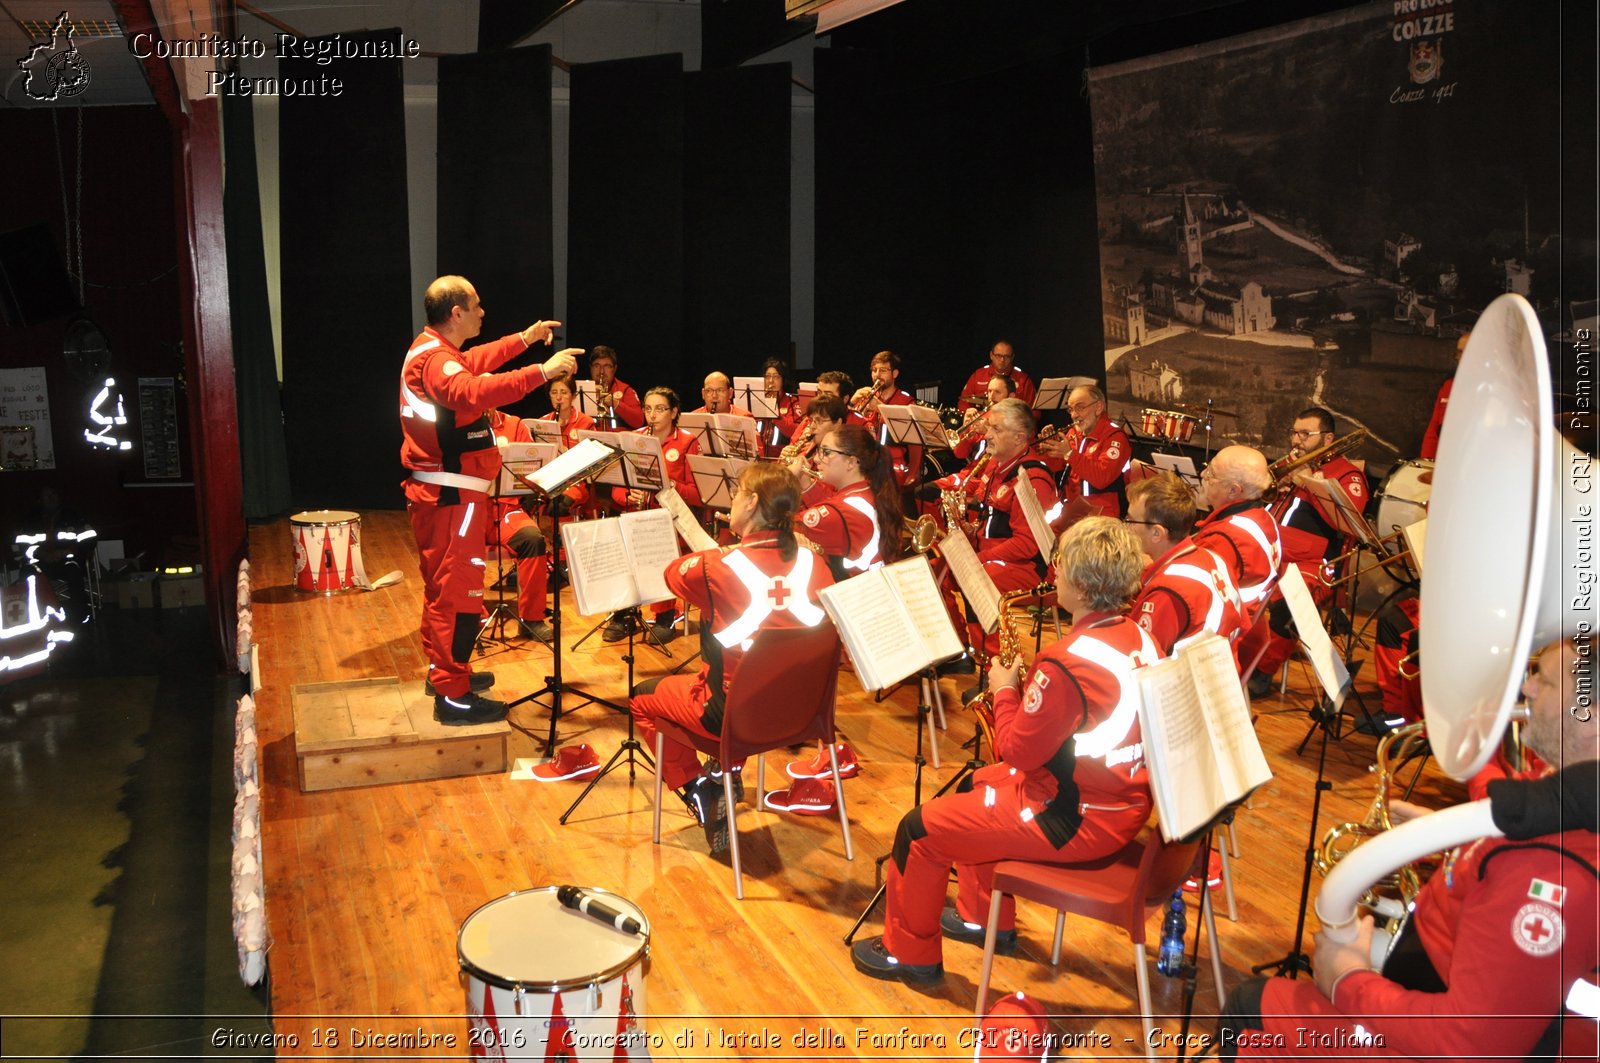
[568,55,686,393]
[684,64,791,374]
[438,45,555,418]
[279,30,411,510]
[222,92,292,519]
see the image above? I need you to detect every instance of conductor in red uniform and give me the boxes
[399,275,579,724]
[851,517,1162,984]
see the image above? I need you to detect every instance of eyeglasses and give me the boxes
[704,387,728,394]
[1067,402,1097,414]
[818,446,849,458]
[1122,518,1161,528]
[1289,429,1317,440]
[642,404,672,413]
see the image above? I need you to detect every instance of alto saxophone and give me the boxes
[967,586,1054,754]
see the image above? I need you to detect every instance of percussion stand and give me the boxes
[843,666,985,946]
[1256,675,1352,980]
[560,618,655,823]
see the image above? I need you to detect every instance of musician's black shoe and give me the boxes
[647,612,682,644]
[603,610,639,643]
[519,619,555,645]
[679,777,729,854]
[940,906,1018,955]
[850,936,944,985]
[936,653,976,676]
[961,676,990,706]
[433,692,509,726]
[1246,671,1275,700]
[1353,712,1407,737]
[705,759,744,804]
[425,670,495,698]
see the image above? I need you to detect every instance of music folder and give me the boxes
[732,377,781,419]
[495,441,560,496]
[877,404,949,450]
[687,454,749,511]
[679,412,760,461]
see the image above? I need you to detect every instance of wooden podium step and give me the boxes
[291,676,509,792]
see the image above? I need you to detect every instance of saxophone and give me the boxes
[1313,721,1435,963]
[967,586,1053,754]
[779,420,814,463]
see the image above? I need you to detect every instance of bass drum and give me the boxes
[1374,459,1433,538]
[920,448,966,483]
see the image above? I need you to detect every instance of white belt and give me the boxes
[411,470,493,494]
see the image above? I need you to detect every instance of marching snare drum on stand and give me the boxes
[289,510,362,593]
[459,887,652,1062]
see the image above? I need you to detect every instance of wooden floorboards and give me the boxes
[249,511,1464,1058]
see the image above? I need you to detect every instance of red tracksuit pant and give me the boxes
[408,498,487,699]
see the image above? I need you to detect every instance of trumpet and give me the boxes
[945,408,989,449]
[851,388,883,416]
[779,421,814,464]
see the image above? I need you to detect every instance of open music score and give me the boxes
[818,556,964,692]
[1014,474,1058,566]
[679,412,759,461]
[936,528,1001,634]
[574,429,666,492]
[731,377,782,419]
[687,454,749,512]
[527,419,564,448]
[495,441,559,496]
[521,437,619,497]
[1278,564,1350,705]
[1136,633,1273,842]
[657,485,718,552]
[559,508,681,617]
[876,404,949,451]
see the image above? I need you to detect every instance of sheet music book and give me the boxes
[1278,564,1350,705]
[878,404,949,449]
[732,377,780,419]
[1015,476,1058,568]
[687,454,748,511]
[1401,516,1426,575]
[1034,376,1088,411]
[495,441,560,495]
[679,412,760,460]
[818,556,965,691]
[1151,452,1198,479]
[657,485,719,552]
[937,529,1000,634]
[1294,472,1378,546]
[559,508,681,616]
[525,437,619,496]
[575,430,667,491]
[528,419,563,448]
[1136,633,1274,842]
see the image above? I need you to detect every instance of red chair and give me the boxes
[973,826,1227,1062]
[651,621,854,899]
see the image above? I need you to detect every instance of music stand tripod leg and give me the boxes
[561,624,655,824]
[1254,697,1336,979]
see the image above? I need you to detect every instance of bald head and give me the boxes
[1203,445,1271,509]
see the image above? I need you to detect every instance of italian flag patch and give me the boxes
[1529,879,1566,905]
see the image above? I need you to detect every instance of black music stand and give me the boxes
[503,443,628,755]
[560,608,656,823]
[843,659,977,946]
[475,448,555,656]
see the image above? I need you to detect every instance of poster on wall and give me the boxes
[138,377,181,479]
[0,367,56,470]
[1086,0,1590,477]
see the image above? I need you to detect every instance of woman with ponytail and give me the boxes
[771,423,904,809]
[628,462,834,854]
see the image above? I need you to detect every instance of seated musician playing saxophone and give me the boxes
[851,517,1163,984]
[944,398,1059,698]
[628,463,834,854]
[1238,407,1367,699]
[1218,634,1599,1061]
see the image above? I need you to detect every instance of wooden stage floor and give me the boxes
[248,511,1463,1058]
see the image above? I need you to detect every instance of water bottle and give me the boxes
[1156,889,1186,976]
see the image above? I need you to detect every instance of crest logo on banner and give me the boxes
[17,11,92,101]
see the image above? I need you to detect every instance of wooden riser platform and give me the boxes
[247,510,1466,1057]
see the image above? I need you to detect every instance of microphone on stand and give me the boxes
[556,885,644,935]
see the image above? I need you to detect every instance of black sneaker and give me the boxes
[678,776,729,853]
[647,619,681,645]
[603,610,638,643]
[425,670,495,698]
[850,936,944,984]
[1246,671,1275,700]
[433,692,509,726]
[705,760,744,804]
[940,905,1018,954]
[519,619,555,645]
[936,653,976,676]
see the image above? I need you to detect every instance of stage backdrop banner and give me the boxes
[1086,0,1585,469]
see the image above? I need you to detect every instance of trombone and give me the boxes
[1318,523,1421,589]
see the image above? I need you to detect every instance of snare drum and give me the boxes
[290,510,361,594]
[1165,413,1199,444]
[459,888,652,1062]
[1375,460,1434,537]
[1139,409,1164,436]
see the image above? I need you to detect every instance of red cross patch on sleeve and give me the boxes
[678,555,702,575]
[802,507,823,528]
[1105,442,1122,461]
